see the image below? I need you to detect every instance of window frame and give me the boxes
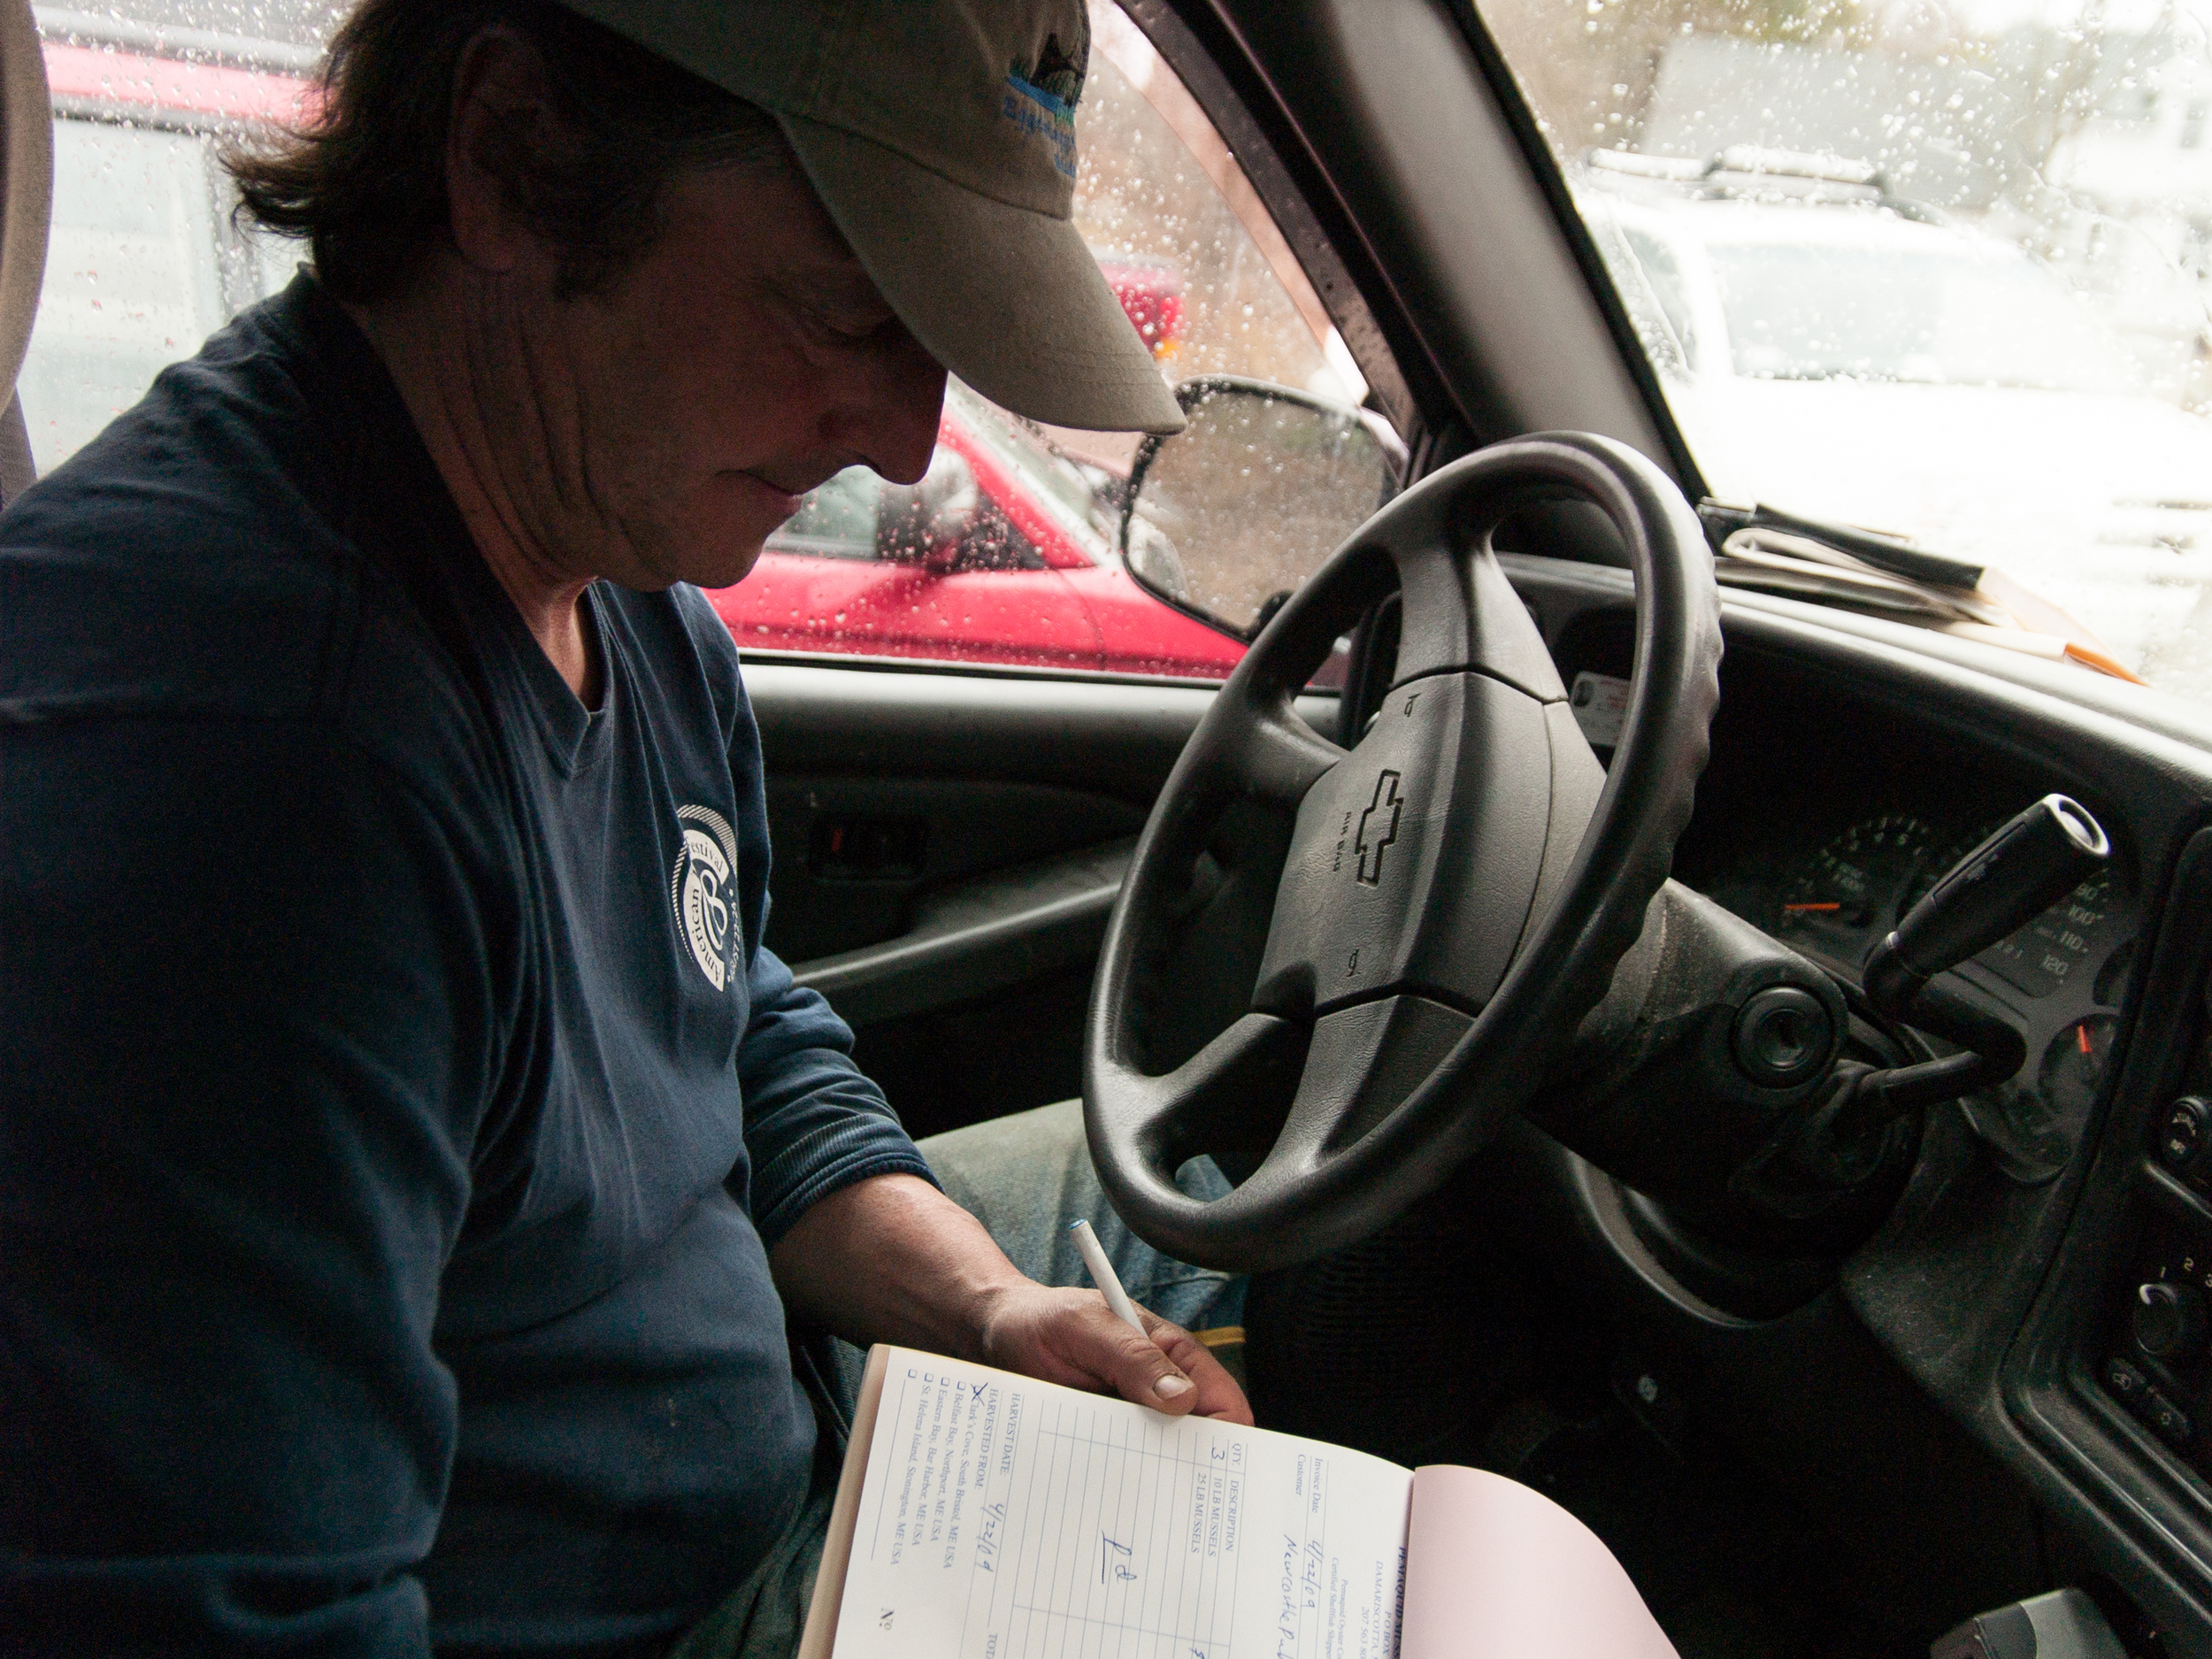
[0,0,50,499]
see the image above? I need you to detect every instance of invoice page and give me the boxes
[831,1349,1413,1659]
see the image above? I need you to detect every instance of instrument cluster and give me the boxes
[1696,802,2137,1179]
[1552,625,2140,1181]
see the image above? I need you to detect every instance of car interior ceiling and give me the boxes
[733,2,2212,1655]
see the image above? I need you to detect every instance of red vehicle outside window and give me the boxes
[706,378,1249,678]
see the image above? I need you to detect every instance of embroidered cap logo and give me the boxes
[1001,17,1089,180]
[672,804,741,990]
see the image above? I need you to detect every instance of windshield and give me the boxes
[1710,242,2139,391]
[1478,0,2212,706]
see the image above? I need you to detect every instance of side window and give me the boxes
[772,469,888,561]
[715,0,1385,680]
[16,4,1392,683]
[22,122,228,468]
[19,19,313,472]
[786,387,1057,573]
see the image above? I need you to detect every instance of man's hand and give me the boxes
[973,1282,1251,1424]
[771,1174,1253,1425]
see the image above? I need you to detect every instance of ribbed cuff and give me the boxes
[753,1127,941,1250]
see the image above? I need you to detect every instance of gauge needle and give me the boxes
[1784,902,1843,912]
[2078,1022,2095,1055]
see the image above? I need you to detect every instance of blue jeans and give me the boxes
[665,1102,1243,1659]
[911,1098,1245,1333]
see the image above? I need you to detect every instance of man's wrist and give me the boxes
[962,1274,1037,1366]
[770,1171,1033,1356]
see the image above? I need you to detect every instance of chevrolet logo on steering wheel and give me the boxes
[1355,771,1402,887]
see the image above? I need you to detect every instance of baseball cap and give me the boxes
[556,0,1186,435]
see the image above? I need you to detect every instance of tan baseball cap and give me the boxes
[556,0,1185,435]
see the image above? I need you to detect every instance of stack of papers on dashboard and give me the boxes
[1715,526,2142,679]
[799,1344,1678,1659]
[1715,526,2010,625]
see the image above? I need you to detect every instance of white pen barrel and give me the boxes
[1069,1219,1147,1334]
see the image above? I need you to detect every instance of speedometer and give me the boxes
[1776,814,1942,965]
[1983,866,2117,1001]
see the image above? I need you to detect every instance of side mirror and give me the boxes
[1120,375,1402,641]
[1125,511,1189,601]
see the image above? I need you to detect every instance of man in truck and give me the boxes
[0,1,1248,1654]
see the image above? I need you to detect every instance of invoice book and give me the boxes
[797,1344,1678,1659]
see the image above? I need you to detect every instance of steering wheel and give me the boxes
[1084,433,1722,1272]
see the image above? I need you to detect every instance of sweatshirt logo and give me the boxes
[672,804,740,991]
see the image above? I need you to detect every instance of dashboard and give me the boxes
[1548,597,2145,1188]
[1499,552,2212,1655]
[1684,710,2136,1188]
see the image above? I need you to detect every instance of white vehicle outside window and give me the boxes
[1481,0,2212,703]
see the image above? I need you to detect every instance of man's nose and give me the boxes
[833,330,949,487]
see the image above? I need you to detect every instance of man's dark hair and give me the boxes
[227,0,787,303]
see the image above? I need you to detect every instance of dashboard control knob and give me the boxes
[1731,987,1833,1087]
[2146,1385,2197,1448]
[2161,1097,2209,1177]
[2106,1354,2150,1402]
[2133,1281,2208,1363]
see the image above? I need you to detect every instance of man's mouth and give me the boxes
[744,464,847,506]
[752,481,803,516]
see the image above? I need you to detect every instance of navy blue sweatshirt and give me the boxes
[0,274,934,1655]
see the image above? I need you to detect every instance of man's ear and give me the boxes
[444,27,557,277]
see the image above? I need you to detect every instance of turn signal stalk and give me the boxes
[1867,794,2110,1012]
